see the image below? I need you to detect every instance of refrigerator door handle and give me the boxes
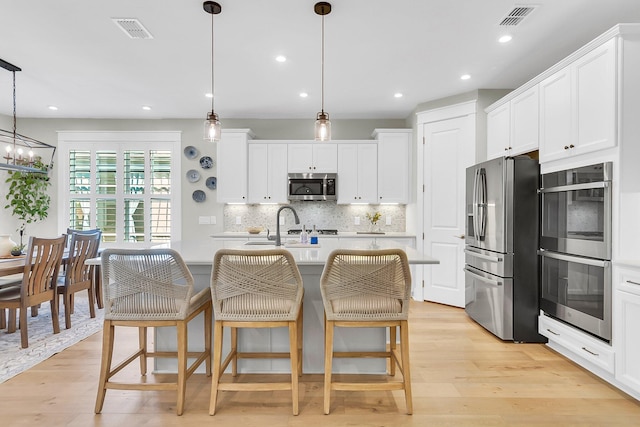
[477,168,487,239]
[464,267,503,286]
[472,168,480,241]
[464,249,503,263]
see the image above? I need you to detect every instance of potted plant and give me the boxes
[4,158,51,246]
[365,211,381,233]
[10,244,24,256]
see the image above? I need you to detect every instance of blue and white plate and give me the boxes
[200,156,213,169]
[205,176,217,190]
[184,146,199,159]
[186,169,201,183]
[192,190,206,203]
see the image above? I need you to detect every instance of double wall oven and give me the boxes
[539,162,612,341]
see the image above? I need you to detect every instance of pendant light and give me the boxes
[314,2,332,141]
[203,1,222,142]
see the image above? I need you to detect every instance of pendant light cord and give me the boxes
[321,13,325,114]
[12,71,17,141]
[211,13,219,113]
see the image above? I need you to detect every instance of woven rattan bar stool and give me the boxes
[209,249,304,415]
[95,248,212,416]
[320,248,413,415]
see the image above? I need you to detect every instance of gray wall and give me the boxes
[0,116,406,241]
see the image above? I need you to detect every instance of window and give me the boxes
[58,131,182,246]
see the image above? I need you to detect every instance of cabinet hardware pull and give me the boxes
[564,145,569,150]
[546,328,560,336]
[581,347,599,356]
[626,280,640,286]
[569,144,575,148]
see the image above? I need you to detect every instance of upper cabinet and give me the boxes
[247,143,288,204]
[337,143,378,204]
[217,129,253,203]
[486,85,539,160]
[287,143,337,173]
[374,129,411,204]
[539,38,617,162]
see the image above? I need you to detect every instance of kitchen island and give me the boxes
[152,238,438,374]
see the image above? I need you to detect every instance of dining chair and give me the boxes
[0,235,67,348]
[209,249,304,415]
[320,248,413,415]
[95,248,212,416]
[66,228,103,308]
[56,231,101,329]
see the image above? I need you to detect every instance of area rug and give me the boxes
[0,293,104,383]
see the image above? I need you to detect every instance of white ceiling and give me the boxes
[1,0,640,121]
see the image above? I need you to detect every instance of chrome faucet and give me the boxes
[268,206,300,246]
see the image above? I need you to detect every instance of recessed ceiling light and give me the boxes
[299,92,308,98]
[460,74,471,80]
[205,92,213,98]
[394,93,403,98]
[142,105,152,111]
[48,105,58,111]
[275,55,287,63]
[499,35,512,43]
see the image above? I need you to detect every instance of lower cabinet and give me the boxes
[538,313,615,375]
[614,266,640,397]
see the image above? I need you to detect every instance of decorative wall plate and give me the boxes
[184,146,199,159]
[205,176,217,190]
[192,190,206,203]
[199,156,213,169]
[186,169,201,183]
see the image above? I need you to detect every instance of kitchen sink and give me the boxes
[244,241,276,245]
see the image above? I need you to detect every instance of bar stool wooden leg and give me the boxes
[400,320,413,415]
[95,320,115,414]
[231,326,238,376]
[209,321,224,415]
[139,326,148,375]
[288,319,299,415]
[389,325,397,376]
[176,321,188,416]
[323,316,334,415]
[204,304,213,377]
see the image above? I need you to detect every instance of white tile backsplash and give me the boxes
[223,202,405,233]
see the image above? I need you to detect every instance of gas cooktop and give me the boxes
[287,229,338,235]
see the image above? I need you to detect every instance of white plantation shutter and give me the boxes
[59,132,181,246]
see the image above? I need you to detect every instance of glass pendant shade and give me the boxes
[314,111,331,141]
[204,111,221,142]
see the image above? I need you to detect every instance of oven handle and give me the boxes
[538,181,609,194]
[464,249,503,263]
[463,267,503,286]
[537,249,610,268]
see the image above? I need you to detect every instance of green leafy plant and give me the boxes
[366,211,381,225]
[4,158,51,246]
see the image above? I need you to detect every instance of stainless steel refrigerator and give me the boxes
[464,156,545,342]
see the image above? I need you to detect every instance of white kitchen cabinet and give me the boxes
[539,38,617,162]
[539,313,615,375]
[486,103,511,160]
[337,143,377,204]
[614,266,640,398]
[373,129,411,204]
[486,85,539,160]
[247,143,288,204]
[217,129,253,203]
[287,143,337,173]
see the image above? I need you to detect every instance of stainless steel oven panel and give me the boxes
[464,247,513,278]
[539,165,612,260]
[464,265,514,340]
[538,249,612,341]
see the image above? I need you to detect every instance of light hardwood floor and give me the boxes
[1,300,639,426]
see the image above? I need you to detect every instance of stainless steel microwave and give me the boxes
[288,173,336,201]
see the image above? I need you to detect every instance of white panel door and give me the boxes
[422,115,474,307]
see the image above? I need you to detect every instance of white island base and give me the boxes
[152,238,438,374]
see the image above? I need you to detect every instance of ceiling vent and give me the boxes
[112,18,154,39]
[499,6,537,26]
